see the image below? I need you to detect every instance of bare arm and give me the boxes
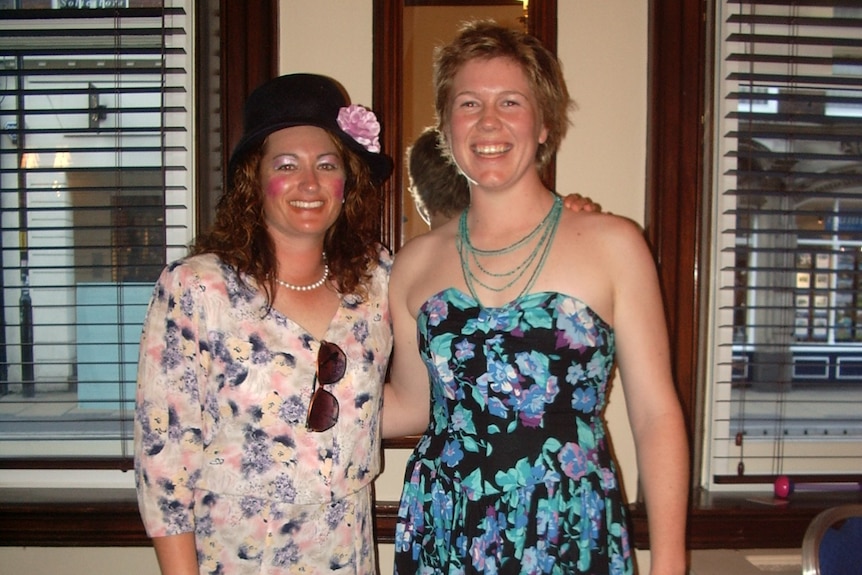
[382,243,433,439]
[152,533,198,575]
[610,221,689,575]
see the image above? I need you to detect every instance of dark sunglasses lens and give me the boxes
[318,342,346,385]
[306,388,339,432]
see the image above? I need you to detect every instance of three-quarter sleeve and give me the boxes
[134,262,207,537]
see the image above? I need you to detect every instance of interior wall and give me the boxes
[557,0,646,507]
[278,0,375,104]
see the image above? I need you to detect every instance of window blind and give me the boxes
[0,0,192,464]
[709,0,862,482]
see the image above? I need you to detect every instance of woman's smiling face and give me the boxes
[446,56,548,192]
[259,125,347,240]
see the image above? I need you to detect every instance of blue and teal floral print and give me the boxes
[395,289,632,575]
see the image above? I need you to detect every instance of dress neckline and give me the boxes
[420,286,613,331]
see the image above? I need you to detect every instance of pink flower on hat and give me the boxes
[337,105,381,153]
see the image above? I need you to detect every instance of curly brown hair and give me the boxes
[433,20,575,171]
[191,131,383,302]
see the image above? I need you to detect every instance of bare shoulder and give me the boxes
[390,223,458,292]
[550,210,660,325]
[393,226,446,271]
[559,210,647,250]
[558,211,656,280]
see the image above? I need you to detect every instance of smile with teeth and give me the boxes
[473,143,511,155]
[290,200,325,209]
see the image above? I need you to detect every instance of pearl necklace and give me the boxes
[275,258,329,292]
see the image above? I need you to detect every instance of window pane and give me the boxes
[709,1,862,482]
[0,0,192,461]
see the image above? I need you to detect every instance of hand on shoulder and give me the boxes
[562,192,604,214]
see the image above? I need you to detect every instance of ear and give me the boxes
[538,124,549,145]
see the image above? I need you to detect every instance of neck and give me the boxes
[272,230,325,264]
[272,236,327,284]
[466,187,556,249]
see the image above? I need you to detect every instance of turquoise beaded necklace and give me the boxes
[457,194,563,303]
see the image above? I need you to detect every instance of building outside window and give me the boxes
[0,0,193,473]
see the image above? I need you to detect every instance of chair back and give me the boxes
[801,504,862,575]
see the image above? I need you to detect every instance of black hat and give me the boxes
[228,73,393,185]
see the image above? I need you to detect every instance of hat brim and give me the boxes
[228,120,393,186]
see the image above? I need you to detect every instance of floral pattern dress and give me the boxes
[134,251,392,575]
[394,289,632,575]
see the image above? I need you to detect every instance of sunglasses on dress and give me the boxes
[305,340,346,432]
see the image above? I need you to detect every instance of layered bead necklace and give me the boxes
[275,254,329,292]
[457,194,563,303]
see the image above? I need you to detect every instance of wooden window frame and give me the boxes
[0,0,278,547]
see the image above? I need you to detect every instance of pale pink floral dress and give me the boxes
[134,250,392,575]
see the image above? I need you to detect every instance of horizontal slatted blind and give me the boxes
[709,0,862,482]
[0,0,192,464]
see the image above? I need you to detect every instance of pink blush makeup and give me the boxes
[331,178,345,202]
[264,176,289,198]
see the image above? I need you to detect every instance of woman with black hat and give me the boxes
[134,73,394,574]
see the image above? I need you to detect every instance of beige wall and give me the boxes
[0,2,651,573]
